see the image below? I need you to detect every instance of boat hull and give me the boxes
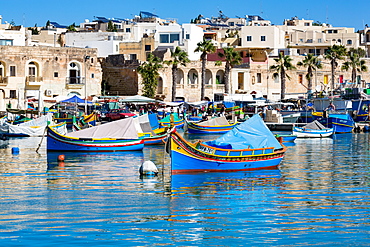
[293,127,334,138]
[47,127,144,152]
[275,134,297,142]
[169,131,285,174]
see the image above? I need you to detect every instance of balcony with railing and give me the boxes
[26,76,43,86]
[0,76,8,86]
[66,77,85,89]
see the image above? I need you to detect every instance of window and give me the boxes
[186,34,190,39]
[304,22,310,26]
[160,33,180,43]
[145,45,151,51]
[257,73,262,83]
[318,38,322,43]
[126,28,131,33]
[229,22,235,26]
[91,73,95,79]
[309,49,320,55]
[10,66,16,76]
[261,36,266,41]
[337,39,341,43]
[299,74,303,84]
[297,49,301,54]
[334,30,338,33]
[347,40,352,45]
[10,90,16,99]
[0,39,13,46]
[247,36,252,41]
[54,72,58,77]
[29,67,36,76]
[328,30,333,33]
[170,34,180,43]
[130,54,137,60]
[160,34,169,43]
[299,39,303,42]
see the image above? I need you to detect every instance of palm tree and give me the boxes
[297,53,322,96]
[216,46,242,94]
[137,53,163,98]
[194,39,216,100]
[164,47,190,101]
[324,45,347,91]
[270,53,296,100]
[341,53,367,85]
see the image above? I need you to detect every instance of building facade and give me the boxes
[0,46,102,112]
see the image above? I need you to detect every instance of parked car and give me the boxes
[105,109,136,121]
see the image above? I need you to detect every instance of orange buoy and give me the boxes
[57,154,65,162]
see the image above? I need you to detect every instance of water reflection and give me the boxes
[171,169,283,195]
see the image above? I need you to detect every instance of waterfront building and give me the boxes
[0,45,102,113]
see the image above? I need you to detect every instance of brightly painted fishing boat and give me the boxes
[159,113,184,128]
[0,113,53,137]
[47,117,144,152]
[168,114,286,174]
[135,113,168,145]
[186,116,238,134]
[55,111,98,129]
[293,120,334,138]
[275,134,297,142]
[313,112,354,133]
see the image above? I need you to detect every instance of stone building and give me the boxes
[0,46,102,112]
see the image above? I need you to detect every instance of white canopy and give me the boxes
[67,117,138,139]
[120,95,160,103]
[197,116,230,126]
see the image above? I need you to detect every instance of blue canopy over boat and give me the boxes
[148,113,160,130]
[204,114,282,150]
[60,95,92,104]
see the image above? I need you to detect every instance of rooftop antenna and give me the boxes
[260,0,264,16]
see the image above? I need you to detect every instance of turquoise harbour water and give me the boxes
[0,132,369,246]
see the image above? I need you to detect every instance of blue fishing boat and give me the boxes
[47,117,144,152]
[293,120,334,138]
[168,114,286,174]
[317,112,355,133]
[186,116,238,134]
[275,134,297,142]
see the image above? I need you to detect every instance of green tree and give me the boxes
[297,53,322,95]
[45,20,51,28]
[216,46,242,94]
[107,21,117,32]
[137,53,163,98]
[67,23,77,32]
[270,53,296,100]
[324,44,347,91]
[341,53,367,85]
[194,39,216,100]
[28,24,39,35]
[164,47,190,101]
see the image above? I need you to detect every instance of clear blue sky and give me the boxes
[2,0,369,31]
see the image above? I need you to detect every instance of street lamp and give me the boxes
[84,55,90,115]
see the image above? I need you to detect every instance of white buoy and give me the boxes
[139,160,159,176]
